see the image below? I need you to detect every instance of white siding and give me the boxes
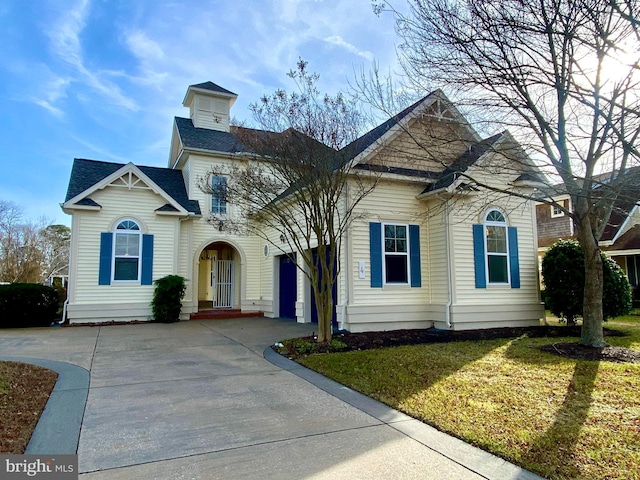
[349,179,431,308]
[192,96,231,132]
[184,154,262,309]
[442,163,544,329]
[67,186,181,323]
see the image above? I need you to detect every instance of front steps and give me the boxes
[189,309,264,320]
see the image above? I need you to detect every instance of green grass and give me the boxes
[300,316,640,480]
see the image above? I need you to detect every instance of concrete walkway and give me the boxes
[0,317,543,479]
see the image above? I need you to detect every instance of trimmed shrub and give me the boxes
[542,239,632,323]
[151,275,187,323]
[0,283,60,328]
[603,255,633,319]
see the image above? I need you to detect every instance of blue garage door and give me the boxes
[279,254,297,319]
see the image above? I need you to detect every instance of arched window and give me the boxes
[113,219,141,281]
[484,209,509,284]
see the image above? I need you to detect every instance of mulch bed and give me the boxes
[0,361,58,454]
[539,342,640,363]
[282,325,639,363]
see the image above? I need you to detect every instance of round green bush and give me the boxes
[151,275,187,323]
[542,239,632,322]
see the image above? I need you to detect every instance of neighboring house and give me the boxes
[536,171,640,301]
[62,81,544,330]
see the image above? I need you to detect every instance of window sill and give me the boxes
[383,283,411,289]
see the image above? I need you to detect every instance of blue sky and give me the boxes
[0,0,402,226]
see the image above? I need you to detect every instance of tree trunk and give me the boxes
[316,287,333,344]
[313,243,335,344]
[574,200,607,347]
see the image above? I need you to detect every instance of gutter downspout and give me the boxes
[61,299,69,325]
[339,182,349,331]
[444,198,452,328]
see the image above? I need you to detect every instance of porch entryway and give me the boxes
[197,242,237,310]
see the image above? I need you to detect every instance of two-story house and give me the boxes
[536,172,640,302]
[62,81,544,331]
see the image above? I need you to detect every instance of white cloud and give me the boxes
[46,0,88,67]
[125,30,165,61]
[43,0,139,111]
[33,99,65,118]
[323,35,375,62]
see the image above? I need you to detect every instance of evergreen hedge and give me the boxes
[0,283,60,328]
[151,275,187,323]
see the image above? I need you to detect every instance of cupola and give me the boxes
[182,82,237,132]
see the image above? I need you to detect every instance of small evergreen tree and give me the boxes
[542,240,632,324]
[602,255,633,320]
[151,275,187,323]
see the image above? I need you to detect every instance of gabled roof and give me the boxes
[605,224,640,251]
[65,158,201,215]
[537,166,640,242]
[602,201,638,242]
[420,132,504,194]
[340,95,431,161]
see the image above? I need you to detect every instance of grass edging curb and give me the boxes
[263,346,544,480]
[0,356,89,455]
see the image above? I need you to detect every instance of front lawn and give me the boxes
[298,316,640,480]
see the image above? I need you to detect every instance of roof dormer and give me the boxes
[183,82,237,132]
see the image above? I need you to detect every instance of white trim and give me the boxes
[381,222,411,286]
[484,209,511,285]
[62,163,189,216]
[348,90,482,171]
[611,204,639,244]
[550,204,565,218]
[112,219,142,283]
[210,175,228,215]
[182,85,238,109]
[61,203,101,213]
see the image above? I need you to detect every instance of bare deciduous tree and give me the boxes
[198,60,378,343]
[373,0,640,347]
[0,201,44,283]
[0,201,70,284]
[39,224,71,284]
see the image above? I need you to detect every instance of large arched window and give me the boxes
[113,219,141,281]
[472,209,520,289]
[484,210,509,284]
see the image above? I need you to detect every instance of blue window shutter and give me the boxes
[99,232,113,285]
[508,226,520,288]
[473,224,486,288]
[627,256,637,287]
[141,234,154,285]
[409,224,421,287]
[369,222,382,288]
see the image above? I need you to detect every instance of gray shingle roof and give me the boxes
[421,132,504,194]
[175,117,247,153]
[189,82,237,96]
[65,158,201,215]
[353,163,441,180]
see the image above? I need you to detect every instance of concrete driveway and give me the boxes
[0,317,542,479]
